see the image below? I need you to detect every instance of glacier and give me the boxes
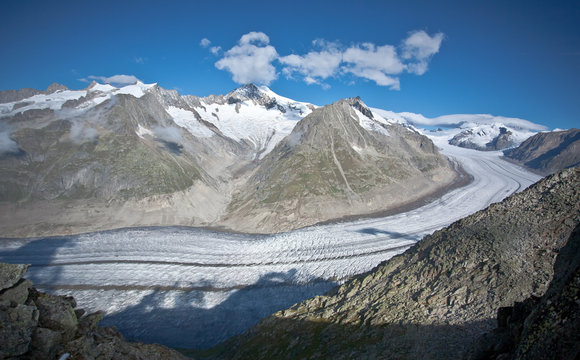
[0,139,541,349]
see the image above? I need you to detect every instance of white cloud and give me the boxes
[0,128,20,155]
[68,122,99,144]
[342,43,405,89]
[200,38,211,47]
[239,32,270,45]
[88,74,141,85]
[345,67,400,89]
[135,57,144,64]
[209,30,444,88]
[402,31,444,75]
[396,112,548,131]
[215,32,278,85]
[279,47,342,85]
[153,126,183,143]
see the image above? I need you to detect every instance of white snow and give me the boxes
[89,83,117,93]
[194,87,315,158]
[353,108,390,136]
[450,122,537,148]
[0,82,158,119]
[0,143,542,349]
[370,107,543,149]
[115,81,156,98]
[166,106,214,138]
[0,90,87,117]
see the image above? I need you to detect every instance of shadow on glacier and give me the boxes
[355,227,419,241]
[0,236,74,285]
[101,269,337,349]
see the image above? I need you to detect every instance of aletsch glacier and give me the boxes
[0,142,540,348]
[0,81,544,348]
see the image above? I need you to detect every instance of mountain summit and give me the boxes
[222,97,459,232]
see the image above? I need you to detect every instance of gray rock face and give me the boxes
[208,167,579,360]
[0,263,188,360]
[35,293,78,341]
[0,300,39,358]
[504,128,580,175]
[0,263,29,291]
[0,279,32,304]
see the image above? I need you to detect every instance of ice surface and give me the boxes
[0,140,541,349]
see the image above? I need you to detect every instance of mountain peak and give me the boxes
[341,96,374,119]
[46,82,68,94]
[231,83,264,100]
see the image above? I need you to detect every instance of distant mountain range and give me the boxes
[0,82,458,236]
[0,81,568,237]
[504,128,580,175]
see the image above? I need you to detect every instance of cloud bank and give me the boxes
[372,108,548,131]
[0,127,20,155]
[79,74,141,86]
[207,30,444,88]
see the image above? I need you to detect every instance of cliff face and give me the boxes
[504,128,580,175]
[205,167,580,359]
[0,263,188,360]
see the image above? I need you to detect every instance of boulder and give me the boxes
[28,327,62,360]
[0,300,39,358]
[35,293,78,342]
[0,279,32,305]
[0,263,29,291]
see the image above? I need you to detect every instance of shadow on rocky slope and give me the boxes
[101,269,336,349]
[465,224,580,360]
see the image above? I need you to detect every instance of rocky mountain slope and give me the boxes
[204,167,580,359]
[0,263,187,360]
[222,97,458,233]
[503,128,580,175]
[465,224,580,360]
[0,82,458,237]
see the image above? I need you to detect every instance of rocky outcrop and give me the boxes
[0,263,188,360]
[504,128,580,175]
[206,167,580,359]
[465,224,580,360]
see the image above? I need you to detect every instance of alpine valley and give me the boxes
[2,80,578,359]
[1,81,464,237]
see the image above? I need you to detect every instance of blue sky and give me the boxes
[0,0,578,130]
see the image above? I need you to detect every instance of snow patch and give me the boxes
[353,108,390,137]
[116,82,156,98]
[166,106,214,138]
[193,87,314,158]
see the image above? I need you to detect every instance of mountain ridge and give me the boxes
[0,80,543,237]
